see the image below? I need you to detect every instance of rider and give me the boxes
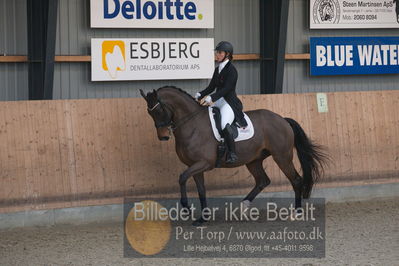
[195,41,247,164]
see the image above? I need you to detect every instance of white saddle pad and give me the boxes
[208,107,255,142]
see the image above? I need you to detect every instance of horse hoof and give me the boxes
[192,217,206,226]
[290,209,303,221]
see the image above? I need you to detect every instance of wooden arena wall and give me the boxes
[0,90,398,213]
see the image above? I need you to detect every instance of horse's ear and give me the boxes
[139,89,147,101]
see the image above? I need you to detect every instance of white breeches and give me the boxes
[213,97,234,130]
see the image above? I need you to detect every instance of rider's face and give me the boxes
[215,50,227,62]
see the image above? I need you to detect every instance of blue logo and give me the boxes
[104,0,197,20]
[310,36,399,76]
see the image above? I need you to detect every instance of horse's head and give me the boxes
[140,89,173,141]
[319,1,334,21]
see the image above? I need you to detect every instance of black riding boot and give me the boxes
[215,142,226,168]
[223,124,238,164]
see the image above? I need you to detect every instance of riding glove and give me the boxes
[195,92,201,100]
[204,96,213,104]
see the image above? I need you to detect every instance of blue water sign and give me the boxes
[310,36,399,76]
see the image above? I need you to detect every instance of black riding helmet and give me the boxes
[215,41,234,61]
[215,41,234,55]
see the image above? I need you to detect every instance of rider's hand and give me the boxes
[194,92,201,101]
[201,96,213,106]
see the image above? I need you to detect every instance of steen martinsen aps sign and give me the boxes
[310,0,399,29]
[90,0,214,28]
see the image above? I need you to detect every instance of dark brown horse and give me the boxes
[140,86,329,225]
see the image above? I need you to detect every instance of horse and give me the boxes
[319,1,334,22]
[140,86,329,225]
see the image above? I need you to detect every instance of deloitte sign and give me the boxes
[90,0,214,28]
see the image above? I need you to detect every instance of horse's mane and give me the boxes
[158,86,201,106]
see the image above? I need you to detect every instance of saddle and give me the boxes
[211,107,254,167]
[212,107,238,139]
[209,107,254,143]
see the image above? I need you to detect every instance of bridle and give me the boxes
[147,102,160,112]
[147,99,174,129]
[147,97,205,131]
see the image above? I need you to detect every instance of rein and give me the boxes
[170,105,206,131]
[148,98,206,131]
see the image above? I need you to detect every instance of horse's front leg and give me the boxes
[192,173,208,226]
[179,161,211,213]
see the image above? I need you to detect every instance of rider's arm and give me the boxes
[210,67,237,102]
[198,68,218,100]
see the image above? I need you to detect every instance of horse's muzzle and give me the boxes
[156,127,171,141]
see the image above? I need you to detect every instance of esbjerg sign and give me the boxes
[91,38,214,81]
[90,0,214,28]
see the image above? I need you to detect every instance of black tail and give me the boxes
[284,118,330,199]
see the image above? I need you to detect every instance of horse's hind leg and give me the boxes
[273,153,303,209]
[244,159,271,203]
